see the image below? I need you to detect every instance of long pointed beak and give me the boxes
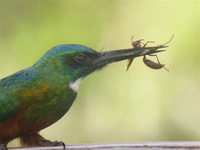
[93,46,167,68]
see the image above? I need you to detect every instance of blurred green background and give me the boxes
[0,0,199,147]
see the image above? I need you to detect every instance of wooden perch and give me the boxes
[9,141,200,150]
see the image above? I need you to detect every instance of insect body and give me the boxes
[131,39,144,48]
[143,55,169,71]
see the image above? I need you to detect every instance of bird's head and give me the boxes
[34,44,165,91]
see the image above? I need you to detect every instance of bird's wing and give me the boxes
[0,68,55,123]
[0,74,22,122]
[0,69,41,122]
[0,90,21,122]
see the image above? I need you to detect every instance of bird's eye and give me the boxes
[74,53,90,63]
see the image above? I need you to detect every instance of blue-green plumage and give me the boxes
[0,44,165,148]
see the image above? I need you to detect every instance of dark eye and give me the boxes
[74,53,90,63]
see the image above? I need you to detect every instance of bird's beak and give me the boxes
[93,46,167,68]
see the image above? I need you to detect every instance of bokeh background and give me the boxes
[0,0,199,147]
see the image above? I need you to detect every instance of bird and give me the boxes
[0,44,166,149]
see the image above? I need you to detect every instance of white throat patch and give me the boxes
[69,78,82,92]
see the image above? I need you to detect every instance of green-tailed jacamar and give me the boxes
[0,44,166,149]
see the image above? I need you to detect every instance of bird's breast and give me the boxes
[22,83,77,124]
[10,81,77,136]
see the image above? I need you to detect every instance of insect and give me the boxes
[126,35,174,71]
[143,35,174,71]
[126,36,154,71]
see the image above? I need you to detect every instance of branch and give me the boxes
[9,141,200,150]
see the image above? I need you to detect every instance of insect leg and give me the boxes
[142,41,155,47]
[162,35,174,46]
[149,54,161,63]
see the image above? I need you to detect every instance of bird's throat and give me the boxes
[69,78,82,92]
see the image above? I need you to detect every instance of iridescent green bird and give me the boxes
[0,44,166,149]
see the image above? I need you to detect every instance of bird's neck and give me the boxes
[32,60,83,92]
